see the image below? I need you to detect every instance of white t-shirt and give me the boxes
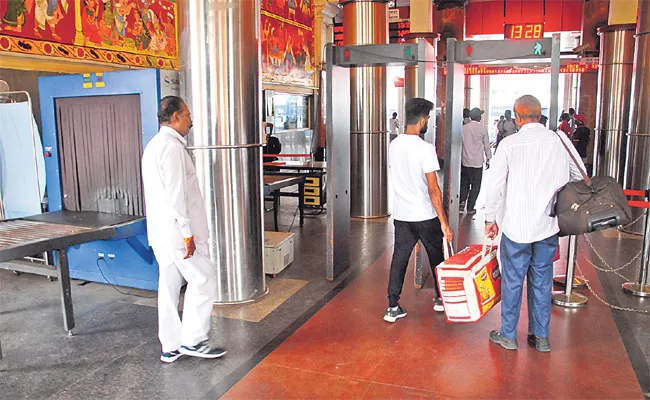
[389,134,440,222]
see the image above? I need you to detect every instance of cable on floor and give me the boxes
[96,258,157,298]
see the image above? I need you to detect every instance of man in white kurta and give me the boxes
[142,96,226,363]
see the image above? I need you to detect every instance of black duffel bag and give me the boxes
[553,131,632,236]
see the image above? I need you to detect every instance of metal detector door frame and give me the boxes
[324,42,433,280]
[444,34,561,250]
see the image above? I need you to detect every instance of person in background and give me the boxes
[263,122,281,162]
[572,113,590,162]
[262,122,282,171]
[384,97,453,323]
[142,96,226,363]
[463,108,471,125]
[539,115,548,127]
[389,112,400,141]
[485,95,584,353]
[460,107,491,214]
[568,107,576,134]
[495,115,505,140]
[496,110,517,148]
[559,113,572,139]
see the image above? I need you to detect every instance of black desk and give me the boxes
[264,175,306,231]
[0,211,140,358]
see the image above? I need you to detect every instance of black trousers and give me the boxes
[388,218,444,307]
[460,166,483,211]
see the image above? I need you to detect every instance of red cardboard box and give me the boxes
[436,244,501,323]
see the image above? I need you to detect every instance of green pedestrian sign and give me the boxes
[533,41,543,56]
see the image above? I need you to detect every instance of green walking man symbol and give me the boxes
[533,41,543,56]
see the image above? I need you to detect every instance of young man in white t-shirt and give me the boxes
[384,98,454,323]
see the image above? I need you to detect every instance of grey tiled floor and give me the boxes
[1,201,649,398]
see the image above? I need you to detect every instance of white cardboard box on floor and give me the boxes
[264,231,295,275]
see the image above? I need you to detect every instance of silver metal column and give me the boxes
[404,35,438,288]
[179,0,266,303]
[624,0,650,192]
[342,0,389,218]
[552,236,588,307]
[443,39,464,251]
[404,33,438,145]
[593,24,636,182]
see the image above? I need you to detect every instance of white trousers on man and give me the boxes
[153,242,216,353]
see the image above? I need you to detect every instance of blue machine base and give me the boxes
[67,234,159,292]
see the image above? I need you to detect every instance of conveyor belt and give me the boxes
[0,219,90,248]
[0,211,141,358]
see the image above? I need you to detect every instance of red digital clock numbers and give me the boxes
[504,23,544,40]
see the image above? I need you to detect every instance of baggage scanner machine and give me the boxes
[38,69,179,290]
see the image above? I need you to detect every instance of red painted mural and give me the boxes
[0,0,178,69]
[1,0,75,43]
[261,0,314,87]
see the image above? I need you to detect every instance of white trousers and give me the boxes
[153,242,216,352]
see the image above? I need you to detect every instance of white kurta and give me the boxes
[142,126,216,352]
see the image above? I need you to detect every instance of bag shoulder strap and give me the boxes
[552,129,592,186]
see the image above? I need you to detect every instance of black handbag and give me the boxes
[553,131,632,236]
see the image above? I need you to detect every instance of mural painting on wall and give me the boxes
[261,0,314,87]
[1,0,75,42]
[0,0,178,69]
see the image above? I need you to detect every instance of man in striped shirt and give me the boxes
[484,95,584,353]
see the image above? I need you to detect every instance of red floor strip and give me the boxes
[224,247,644,399]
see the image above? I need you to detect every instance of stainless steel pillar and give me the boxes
[342,0,389,218]
[179,0,266,303]
[624,0,650,192]
[593,24,636,182]
[404,33,438,145]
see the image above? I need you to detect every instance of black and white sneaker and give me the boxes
[179,341,227,359]
[433,298,445,312]
[160,349,183,363]
[383,305,407,323]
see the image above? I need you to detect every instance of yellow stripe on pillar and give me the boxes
[609,0,639,24]
[409,0,433,33]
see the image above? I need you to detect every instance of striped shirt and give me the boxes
[485,123,585,244]
[461,120,492,168]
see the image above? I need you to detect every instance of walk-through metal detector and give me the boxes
[444,34,561,249]
[324,41,435,280]
[324,35,561,283]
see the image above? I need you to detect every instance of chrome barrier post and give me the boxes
[622,206,650,296]
[552,235,589,307]
[553,235,587,289]
[553,270,588,289]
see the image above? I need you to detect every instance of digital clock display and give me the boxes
[504,23,544,40]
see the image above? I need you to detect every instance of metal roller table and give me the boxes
[0,211,142,359]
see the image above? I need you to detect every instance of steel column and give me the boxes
[594,24,636,182]
[179,0,266,303]
[624,0,650,239]
[404,34,438,145]
[342,0,390,218]
[443,38,464,251]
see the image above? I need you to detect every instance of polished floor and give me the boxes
[1,200,649,399]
